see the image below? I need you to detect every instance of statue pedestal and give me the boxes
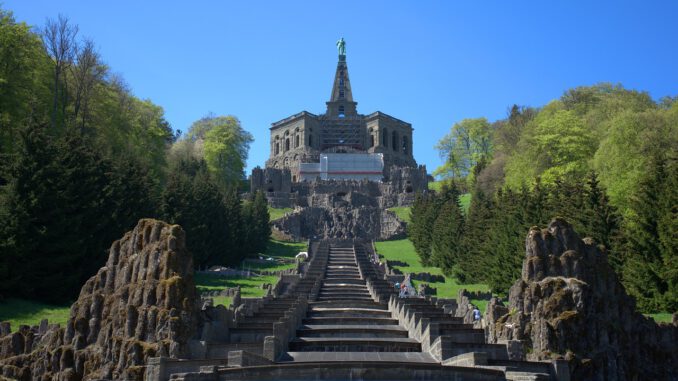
[339,54,346,62]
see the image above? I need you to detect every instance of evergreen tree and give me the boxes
[622,154,677,312]
[222,188,245,263]
[657,155,677,311]
[430,196,465,275]
[0,124,121,302]
[582,172,622,270]
[409,192,434,265]
[250,190,271,254]
[458,187,495,282]
[160,158,231,269]
[484,188,528,294]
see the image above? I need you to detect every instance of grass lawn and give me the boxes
[374,238,490,311]
[194,273,280,298]
[646,313,673,323]
[388,206,411,224]
[244,239,307,272]
[0,298,70,328]
[268,206,293,221]
[197,238,307,307]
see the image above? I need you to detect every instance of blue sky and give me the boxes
[6,1,678,173]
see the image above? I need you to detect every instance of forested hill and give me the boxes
[411,84,677,314]
[0,9,268,304]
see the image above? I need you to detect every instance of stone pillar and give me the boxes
[144,357,167,381]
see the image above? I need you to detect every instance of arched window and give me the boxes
[382,129,388,147]
[402,136,409,155]
[275,143,279,155]
[392,131,398,151]
[369,135,374,148]
[295,135,300,148]
[338,105,345,118]
[285,138,290,151]
[308,134,313,147]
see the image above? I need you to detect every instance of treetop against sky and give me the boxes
[7,0,678,173]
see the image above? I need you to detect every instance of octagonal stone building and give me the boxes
[265,50,417,182]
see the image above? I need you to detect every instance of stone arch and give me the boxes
[295,134,300,148]
[285,138,290,152]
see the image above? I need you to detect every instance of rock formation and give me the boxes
[0,219,200,381]
[485,218,678,380]
[272,205,405,240]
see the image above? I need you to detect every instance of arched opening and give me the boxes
[308,134,313,147]
[275,143,279,155]
[338,105,345,118]
[295,135,300,148]
[285,138,290,151]
[392,131,398,151]
[292,175,297,182]
[382,129,388,148]
[369,135,374,148]
[402,136,409,154]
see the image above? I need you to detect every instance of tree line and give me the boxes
[413,84,677,314]
[0,9,269,304]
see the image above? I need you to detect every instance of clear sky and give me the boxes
[6,1,678,174]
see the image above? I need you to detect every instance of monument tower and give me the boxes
[265,38,417,182]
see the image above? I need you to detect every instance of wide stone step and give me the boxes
[316,296,374,302]
[289,337,421,352]
[311,300,387,309]
[309,311,391,319]
[325,268,360,273]
[317,290,371,296]
[297,324,408,338]
[280,351,437,363]
[322,278,365,285]
[302,316,399,325]
[320,284,367,290]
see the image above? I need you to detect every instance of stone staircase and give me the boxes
[283,244,429,360]
[150,239,569,381]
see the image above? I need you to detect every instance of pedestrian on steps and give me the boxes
[472,307,481,322]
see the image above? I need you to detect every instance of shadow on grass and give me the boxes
[265,239,307,258]
[194,273,279,298]
[0,298,71,327]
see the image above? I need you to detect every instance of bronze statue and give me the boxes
[336,37,346,56]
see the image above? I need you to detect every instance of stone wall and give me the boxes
[251,165,427,209]
[484,218,678,380]
[272,206,405,241]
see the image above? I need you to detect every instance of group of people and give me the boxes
[395,281,414,298]
[394,274,417,298]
